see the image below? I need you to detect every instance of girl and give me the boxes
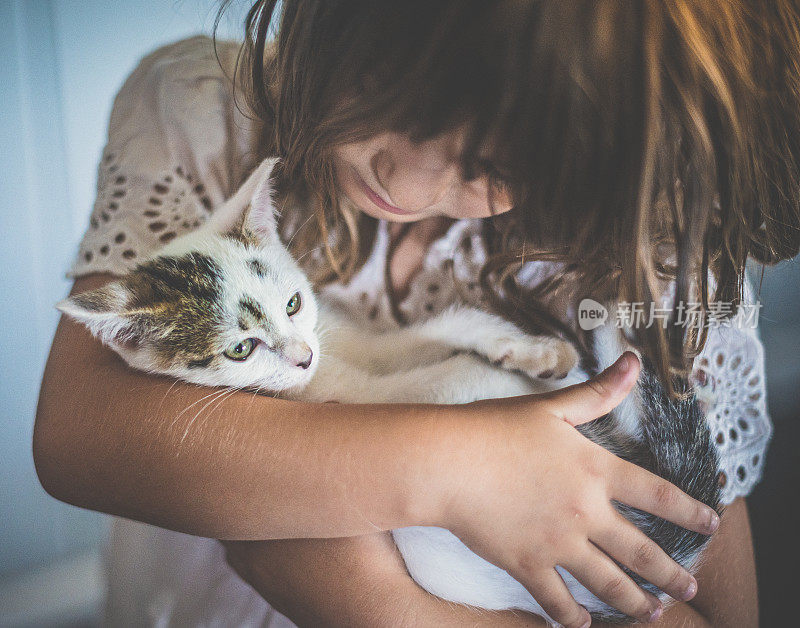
[35,1,797,625]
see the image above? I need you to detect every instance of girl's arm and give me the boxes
[223,500,756,628]
[34,274,717,627]
[672,497,757,627]
[595,498,757,627]
[35,275,451,540]
[224,533,548,627]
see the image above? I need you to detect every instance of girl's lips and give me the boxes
[355,172,415,216]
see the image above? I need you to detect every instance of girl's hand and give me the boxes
[223,533,547,627]
[430,352,719,628]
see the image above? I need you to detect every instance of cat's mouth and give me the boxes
[278,362,318,393]
[281,343,314,370]
[275,347,320,389]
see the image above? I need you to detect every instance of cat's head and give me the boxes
[58,159,320,393]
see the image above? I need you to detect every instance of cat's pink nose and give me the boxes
[296,350,313,370]
[283,341,313,370]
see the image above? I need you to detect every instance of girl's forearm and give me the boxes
[34,277,464,539]
[592,605,710,628]
[223,533,547,627]
[597,499,756,628]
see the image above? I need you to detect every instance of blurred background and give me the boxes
[0,1,796,626]
[0,1,246,625]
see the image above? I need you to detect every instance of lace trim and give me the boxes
[693,323,771,503]
[69,151,214,277]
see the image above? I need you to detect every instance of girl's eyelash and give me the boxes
[473,159,512,184]
[469,160,514,193]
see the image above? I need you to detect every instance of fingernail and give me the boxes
[707,510,720,533]
[648,605,663,622]
[579,616,592,628]
[680,578,698,601]
[614,354,630,374]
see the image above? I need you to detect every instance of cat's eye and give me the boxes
[224,338,258,362]
[286,292,302,316]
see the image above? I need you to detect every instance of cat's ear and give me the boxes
[56,282,142,347]
[243,159,280,244]
[208,157,280,244]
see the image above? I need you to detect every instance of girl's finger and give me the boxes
[610,461,720,535]
[537,352,641,426]
[513,568,592,628]
[566,544,663,623]
[592,512,698,602]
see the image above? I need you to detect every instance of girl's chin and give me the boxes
[336,167,453,222]
[363,205,427,222]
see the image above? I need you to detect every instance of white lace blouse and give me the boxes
[74,37,772,626]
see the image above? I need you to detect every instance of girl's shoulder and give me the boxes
[70,36,261,278]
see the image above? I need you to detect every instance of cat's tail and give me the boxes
[583,318,722,621]
[620,367,721,560]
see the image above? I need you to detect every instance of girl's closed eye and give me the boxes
[470,159,512,184]
[471,159,515,193]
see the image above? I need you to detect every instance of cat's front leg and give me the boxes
[413,306,580,380]
[316,303,460,374]
[296,353,543,405]
[318,303,579,379]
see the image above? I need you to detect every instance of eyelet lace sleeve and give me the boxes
[629,268,772,505]
[68,36,261,277]
[690,285,772,504]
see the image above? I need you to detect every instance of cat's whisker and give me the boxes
[294,245,324,264]
[243,384,265,412]
[157,379,181,413]
[206,386,238,417]
[170,386,233,431]
[315,325,346,339]
[178,386,237,446]
[285,212,316,249]
[180,388,239,443]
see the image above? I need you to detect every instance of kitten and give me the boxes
[59,158,720,625]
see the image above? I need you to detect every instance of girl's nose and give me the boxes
[372,148,456,213]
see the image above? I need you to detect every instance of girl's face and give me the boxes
[332,131,513,222]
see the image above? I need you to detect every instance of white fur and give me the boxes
[58,158,319,394]
[592,306,644,441]
[61,159,643,627]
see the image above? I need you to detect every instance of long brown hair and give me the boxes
[220,0,800,395]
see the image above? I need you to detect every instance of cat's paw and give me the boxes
[487,335,579,379]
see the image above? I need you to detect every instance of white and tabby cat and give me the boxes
[59,158,719,625]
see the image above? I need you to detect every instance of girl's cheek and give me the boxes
[332,161,367,211]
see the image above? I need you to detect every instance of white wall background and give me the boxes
[0,0,248,584]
